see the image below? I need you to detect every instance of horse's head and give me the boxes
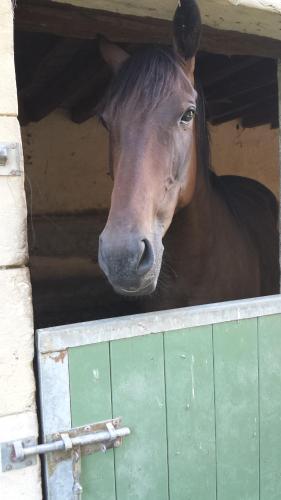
[98,0,201,296]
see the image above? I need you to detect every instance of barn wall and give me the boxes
[22,110,112,215]
[0,1,41,498]
[210,121,280,199]
[22,110,279,216]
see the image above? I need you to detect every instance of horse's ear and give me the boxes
[99,37,129,73]
[173,0,201,60]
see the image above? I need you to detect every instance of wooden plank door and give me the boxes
[38,303,281,499]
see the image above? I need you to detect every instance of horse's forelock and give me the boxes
[102,46,185,118]
[99,45,211,182]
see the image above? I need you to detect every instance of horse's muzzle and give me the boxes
[98,233,160,296]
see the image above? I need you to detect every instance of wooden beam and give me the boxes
[202,26,281,59]
[70,66,111,123]
[15,0,170,45]
[241,102,278,128]
[19,40,106,123]
[20,37,86,99]
[201,57,260,88]
[61,45,110,108]
[205,59,277,101]
[14,31,59,91]
[20,44,93,122]
[209,94,277,126]
[15,0,281,58]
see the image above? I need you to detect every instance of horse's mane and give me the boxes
[194,77,211,183]
[100,45,211,181]
[103,46,179,115]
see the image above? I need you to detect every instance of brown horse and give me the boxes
[97,0,279,312]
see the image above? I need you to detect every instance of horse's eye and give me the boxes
[180,107,196,125]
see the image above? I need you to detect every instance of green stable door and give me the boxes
[38,296,281,500]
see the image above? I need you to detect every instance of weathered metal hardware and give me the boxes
[0,146,8,166]
[0,142,21,175]
[72,446,83,500]
[0,418,130,474]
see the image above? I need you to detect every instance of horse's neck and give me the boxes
[178,122,218,250]
[166,160,221,273]
[163,128,221,287]
[156,175,215,308]
[180,169,216,251]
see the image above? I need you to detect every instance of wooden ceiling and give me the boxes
[14,0,279,128]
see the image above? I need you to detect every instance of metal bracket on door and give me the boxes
[0,143,22,176]
[0,417,130,474]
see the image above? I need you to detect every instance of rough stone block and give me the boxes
[0,117,28,266]
[0,1,18,116]
[0,412,42,500]
[0,268,35,417]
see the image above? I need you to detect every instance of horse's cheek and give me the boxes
[174,128,192,167]
[157,183,181,230]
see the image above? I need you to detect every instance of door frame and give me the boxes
[37,294,281,499]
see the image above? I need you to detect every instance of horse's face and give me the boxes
[98,0,201,297]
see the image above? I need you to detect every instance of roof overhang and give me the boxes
[51,0,281,41]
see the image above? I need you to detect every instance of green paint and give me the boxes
[110,334,169,500]
[67,313,281,500]
[164,326,216,500]
[259,314,281,500]
[213,319,259,500]
[69,343,116,500]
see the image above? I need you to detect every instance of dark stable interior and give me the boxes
[14,1,279,328]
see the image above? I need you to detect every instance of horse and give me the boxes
[97,0,279,313]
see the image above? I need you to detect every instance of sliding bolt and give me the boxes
[0,147,8,166]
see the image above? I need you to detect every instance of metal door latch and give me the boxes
[72,446,83,500]
[0,417,130,474]
[0,146,8,166]
[0,143,21,176]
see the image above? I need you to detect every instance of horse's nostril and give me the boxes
[137,239,155,276]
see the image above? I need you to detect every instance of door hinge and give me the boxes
[0,417,130,473]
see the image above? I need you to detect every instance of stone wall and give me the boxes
[0,1,41,498]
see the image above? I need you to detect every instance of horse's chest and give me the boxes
[164,228,260,307]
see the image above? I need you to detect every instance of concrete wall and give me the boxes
[0,1,41,498]
[210,121,279,199]
[22,110,279,216]
[22,110,112,214]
